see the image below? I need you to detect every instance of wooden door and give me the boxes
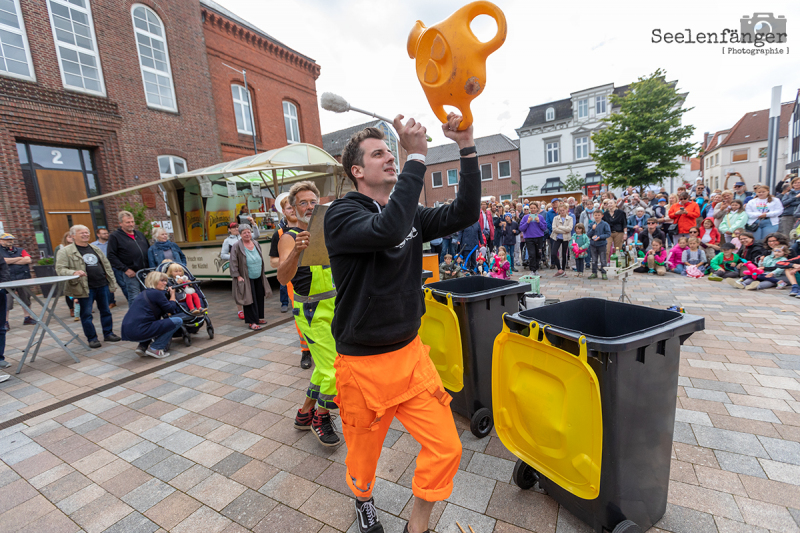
[36,170,95,248]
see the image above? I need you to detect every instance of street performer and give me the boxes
[277,181,340,447]
[325,113,479,533]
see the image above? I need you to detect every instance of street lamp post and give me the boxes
[222,62,258,155]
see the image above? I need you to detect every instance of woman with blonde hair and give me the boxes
[120,271,183,359]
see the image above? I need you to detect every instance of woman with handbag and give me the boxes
[745,185,783,242]
[120,271,183,359]
[230,224,271,330]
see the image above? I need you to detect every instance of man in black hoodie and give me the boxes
[107,211,150,302]
[325,113,478,533]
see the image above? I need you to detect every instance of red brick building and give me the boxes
[419,134,520,206]
[200,0,322,161]
[0,0,321,258]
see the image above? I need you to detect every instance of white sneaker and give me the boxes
[145,348,170,359]
[0,374,10,383]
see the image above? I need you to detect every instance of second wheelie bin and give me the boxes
[493,298,704,533]
[421,276,528,438]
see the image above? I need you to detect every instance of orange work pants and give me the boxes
[334,336,462,501]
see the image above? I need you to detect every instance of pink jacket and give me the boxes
[490,258,510,279]
[667,244,688,270]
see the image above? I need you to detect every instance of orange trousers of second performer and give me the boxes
[334,336,462,502]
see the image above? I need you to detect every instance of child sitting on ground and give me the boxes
[570,223,590,277]
[666,237,689,272]
[709,243,742,280]
[731,228,743,253]
[490,247,511,279]
[782,254,800,297]
[676,237,706,276]
[439,254,460,280]
[166,263,204,315]
[474,254,489,276]
[737,244,788,290]
[634,238,668,275]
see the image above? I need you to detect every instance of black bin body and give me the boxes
[426,276,528,436]
[506,298,704,533]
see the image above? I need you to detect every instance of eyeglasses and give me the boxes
[297,200,318,209]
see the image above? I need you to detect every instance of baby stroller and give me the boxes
[136,262,214,347]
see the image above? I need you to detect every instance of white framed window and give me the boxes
[731,148,748,163]
[575,137,589,160]
[431,171,442,188]
[480,163,492,181]
[158,155,186,216]
[132,5,176,111]
[47,0,105,95]
[500,194,512,202]
[705,158,709,169]
[546,141,559,164]
[498,160,511,179]
[158,155,186,178]
[577,98,588,119]
[545,107,554,121]
[596,95,606,114]
[283,101,300,143]
[714,153,719,165]
[0,0,35,81]
[231,85,253,135]
[447,168,458,186]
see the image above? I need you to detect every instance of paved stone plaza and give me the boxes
[0,274,799,533]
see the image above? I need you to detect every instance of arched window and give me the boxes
[47,0,104,94]
[0,0,35,81]
[132,5,176,111]
[283,101,300,143]
[545,107,555,121]
[232,85,254,135]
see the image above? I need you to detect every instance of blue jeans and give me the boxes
[441,238,452,262]
[125,274,142,302]
[151,316,184,350]
[113,268,128,301]
[77,285,114,342]
[279,284,289,307]
[505,244,516,271]
[673,264,686,276]
[753,218,778,242]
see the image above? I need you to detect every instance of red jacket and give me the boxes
[668,201,701,234]
[698,222,721,245]
[478,209,494,240]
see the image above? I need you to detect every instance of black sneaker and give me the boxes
[355,498,383,533]
[403,525,430,533]
[135,343,149,357]
[294,407,315,430]
[104,333,121,342]
[300,350,312,369]
[311,411,341,446]
[88,340,101,349]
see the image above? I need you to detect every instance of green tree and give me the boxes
[563,166,585,192]
[121,198,155,241]
[591,69,696,191]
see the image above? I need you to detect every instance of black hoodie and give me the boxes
[325,157,480,356]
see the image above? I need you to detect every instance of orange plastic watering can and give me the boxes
[407,1,507,131]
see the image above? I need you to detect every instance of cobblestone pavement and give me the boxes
[0,272,799,533]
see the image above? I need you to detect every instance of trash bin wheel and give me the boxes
[512,459,539,490]
[470,408,493,438]
[612,520,642,533]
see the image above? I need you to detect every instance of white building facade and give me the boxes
[517,83,626,196]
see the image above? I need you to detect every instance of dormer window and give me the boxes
[545,107,554,121]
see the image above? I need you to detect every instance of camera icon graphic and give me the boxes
[740,13,787,43]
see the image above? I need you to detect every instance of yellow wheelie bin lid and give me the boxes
[492,318,603,499]
[419,288,464,392]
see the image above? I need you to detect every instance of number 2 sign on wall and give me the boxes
[51,150,64,165]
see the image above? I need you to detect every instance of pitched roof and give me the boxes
[426,134,518,165]
[519,98,572,129]
[199,0,316,64]
[703,129,730,153]
[322,120,382,157]
[720,102,793,147]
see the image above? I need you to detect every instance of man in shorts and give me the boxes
[325,113,479,533]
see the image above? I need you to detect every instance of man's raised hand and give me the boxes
[393,115,428,156]
[442,112,475,150]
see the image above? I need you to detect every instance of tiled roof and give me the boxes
[703,130,730,153]
[321,120,382,157]
[720,102,793,147]
[519,98,572,129]
[199,0,316,64]
[426,134,519,165]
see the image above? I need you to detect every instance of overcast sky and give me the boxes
[217,0,799,149]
